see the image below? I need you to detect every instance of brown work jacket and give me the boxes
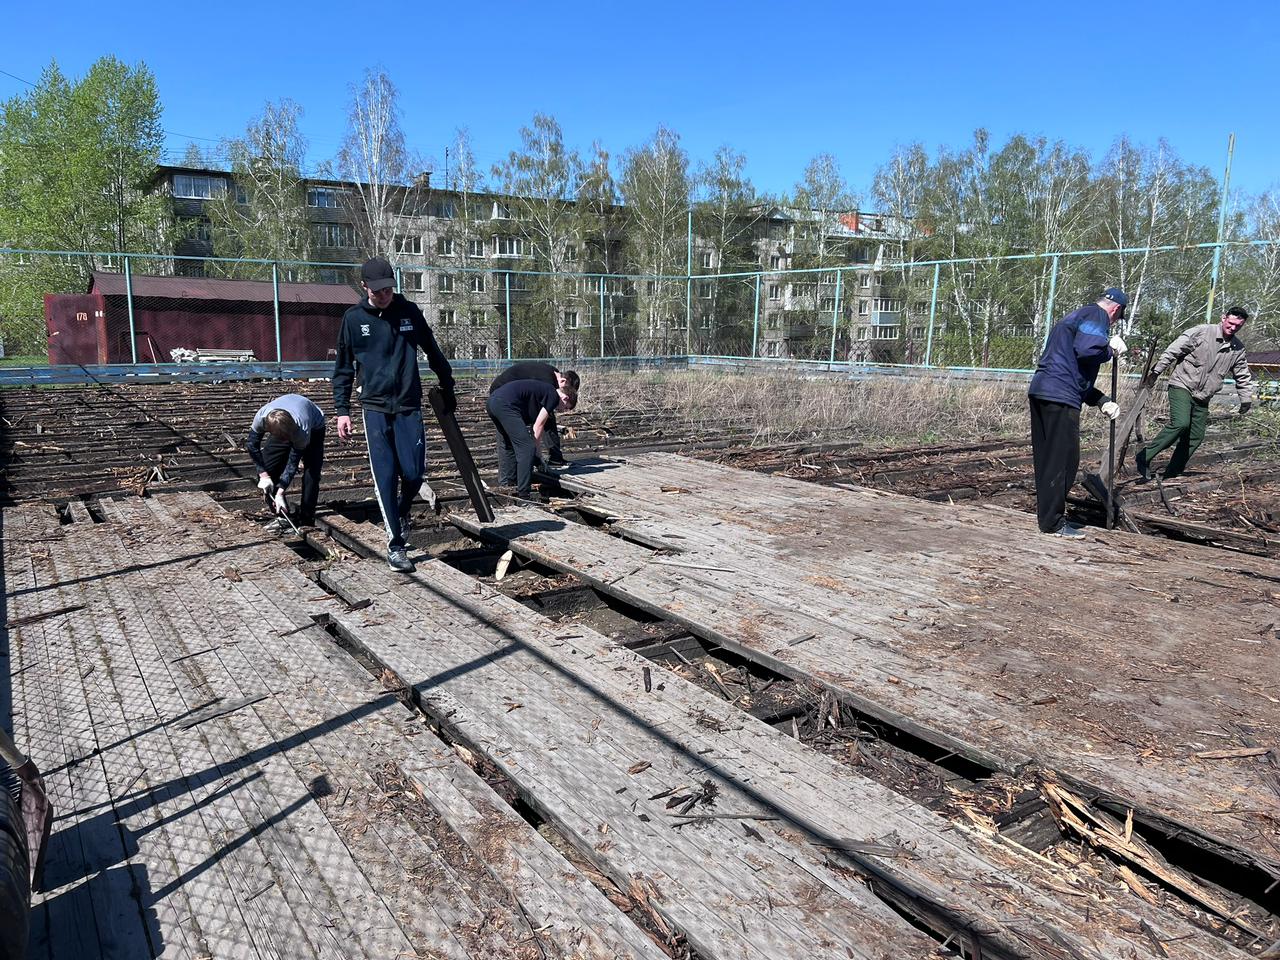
[1153,323,1253,403]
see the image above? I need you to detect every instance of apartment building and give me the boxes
[152,164,916,360]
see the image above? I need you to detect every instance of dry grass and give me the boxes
[573,367,1280,454]
[578,369,1031,447]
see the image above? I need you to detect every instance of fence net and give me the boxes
[2,244,1277,370]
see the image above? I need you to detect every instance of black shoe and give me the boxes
[546,456,569,468]
[387,547,414,573]
[1134,448,1151,482]
[515,490,547,504]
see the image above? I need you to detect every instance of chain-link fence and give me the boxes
[2,244,1277,371]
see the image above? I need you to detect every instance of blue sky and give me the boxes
[3,0,1277,202]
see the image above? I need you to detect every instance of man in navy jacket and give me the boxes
[1027,288,1128,538]
[333,257,456,572]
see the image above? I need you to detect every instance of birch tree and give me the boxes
[693,146,759,353]
[205,99,312,278]
[492,113,582,353]
[620,126,690,353]
[337,69,426,258]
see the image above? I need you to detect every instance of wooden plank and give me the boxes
[428,385,494,522]
[314,528,1248,960]
[462,453,1280,879]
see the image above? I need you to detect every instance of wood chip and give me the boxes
[1193,746,1272,759]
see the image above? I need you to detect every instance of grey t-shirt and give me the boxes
[251,394,325,449]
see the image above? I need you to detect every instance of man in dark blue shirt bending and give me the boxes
[1027,288,1128,538]
[487,378,577,502]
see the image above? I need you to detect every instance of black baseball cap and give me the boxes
[361,257,396,291]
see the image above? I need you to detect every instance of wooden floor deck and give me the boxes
[0,483,1267,959]
[324,511,1253,960]
[449,453,1280,884]
[2,494,663,960]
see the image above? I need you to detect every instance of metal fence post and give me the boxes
[751,274,761,359]
[504,272,512,360]
[272,262,282,365]
[828,270,843,369]
[685,210,693,355]
[1042,255,1060,353]
[395,265,402,293]
[598,278,606,359]
[124,254,138,364]
[924,263,940,368]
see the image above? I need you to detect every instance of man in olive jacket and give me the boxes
[1136,306,1254,481]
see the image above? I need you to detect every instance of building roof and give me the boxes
[90,271,360,305]
[1250,350,1280,366]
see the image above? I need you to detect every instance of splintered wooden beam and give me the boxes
[428,385,494,523]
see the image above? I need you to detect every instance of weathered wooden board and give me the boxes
[453,452,1280,882]
[322,509,1251,960]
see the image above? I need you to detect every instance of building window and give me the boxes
[645,280,656,295]
[860,273,871,288]
[507,273,530,291]
[469,310,486,327]
[491,200,512,219]
[768,284,781,301]
[565,243,578,261]
[432,199,456,219]
[494,235,527,257]
[911,326,926,339]
[317,269,344,284]
[473,343,488,359]
[769,255,782,270]
[181,218,212,243]
[700,251,713,269]
[469,274,485,293]
[858,299,869,316]
[437,237,454,256]
[306,187,342,208]
[438,309,456,326]
[396,234,422,255]
[874,298,902,312]
[821,272,836,284]
[766,341,779,357]
[697,281,712,299]
[766,313,780,330]
[563,310,579,330]
[401,271,424,291]
[700,313,712,329]
[173,174,226,199]
[438,274,455,293]
[234,184,249,204]
[467,238,485,258]
[311,222,356,247]
[872,325,899,340]
[857,327,869,340]
[793,282,816,299]
[820,297,836,312]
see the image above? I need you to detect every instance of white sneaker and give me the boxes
[1049,523,1086,539]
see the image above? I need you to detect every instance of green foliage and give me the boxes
[0,57,164,355]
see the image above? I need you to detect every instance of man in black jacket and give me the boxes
[333,257,456,572]
[488,361,580,465]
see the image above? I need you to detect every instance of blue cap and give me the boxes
[1103,288,1128,313]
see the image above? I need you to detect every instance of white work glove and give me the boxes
[1100,400,1121,421]
[273,488,288,516]
[257,474,274,494]
[1109,335,1127,356]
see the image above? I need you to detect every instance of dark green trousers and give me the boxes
[1142,386,1209,479]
